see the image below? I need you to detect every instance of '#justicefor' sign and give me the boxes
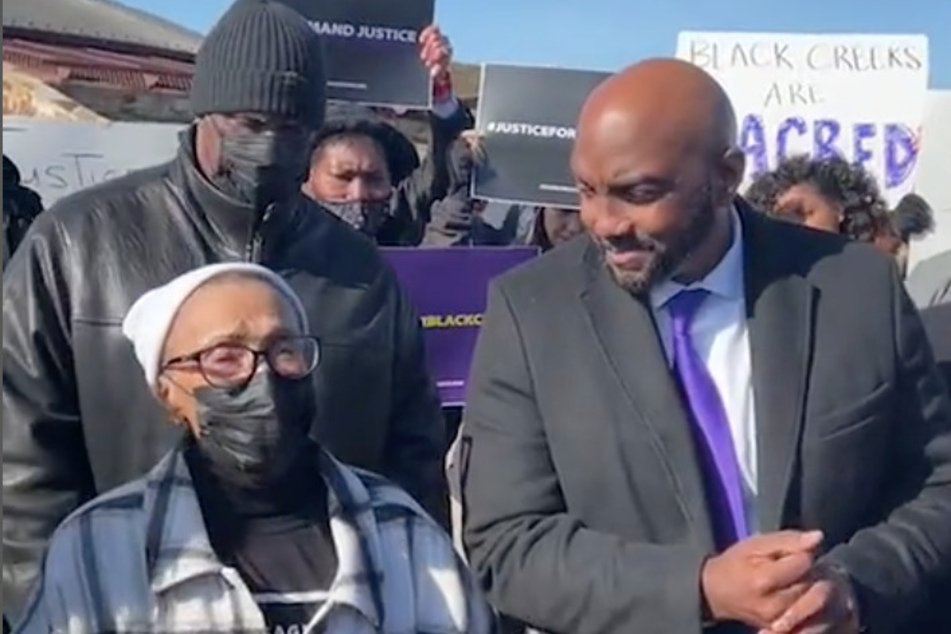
[676,31,930,204]
[472,64,610,207]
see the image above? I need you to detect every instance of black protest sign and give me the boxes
[472,64,610,208]
[279,0,434,109]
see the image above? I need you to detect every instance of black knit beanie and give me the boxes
[191,0,326,127]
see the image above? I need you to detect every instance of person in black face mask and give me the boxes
[126,264,336,631]
[8,262,493,634]
[303,26,475,246]
[205,114,315,212]
[3,0,448,617]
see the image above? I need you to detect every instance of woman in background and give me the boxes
[745,154,891,244]
[529,206,584,252]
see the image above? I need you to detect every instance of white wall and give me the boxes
[2,117,182,207]
[910,90,951,267]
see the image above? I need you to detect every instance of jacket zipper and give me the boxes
[247,203,276,263]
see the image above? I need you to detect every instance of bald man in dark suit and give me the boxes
[461,59,951,634]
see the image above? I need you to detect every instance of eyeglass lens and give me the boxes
[199,337,318,387]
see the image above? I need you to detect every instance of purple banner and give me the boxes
[381,247,538,405]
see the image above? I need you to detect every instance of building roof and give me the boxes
[3,37,194,92]
[2,0,480,120]
[3,61,107,121]
[2,0,202,55]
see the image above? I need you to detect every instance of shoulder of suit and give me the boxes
[753,213,895,285]
[493,234,589,295]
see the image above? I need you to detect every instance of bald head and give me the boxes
[579,58,737,160]
[571,58,744,294]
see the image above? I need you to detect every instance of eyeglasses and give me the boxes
[162,335,320,389]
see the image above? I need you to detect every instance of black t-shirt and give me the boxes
[185,445,339,634]
[234,516,337,634]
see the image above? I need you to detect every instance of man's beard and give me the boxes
[594,184,718,296]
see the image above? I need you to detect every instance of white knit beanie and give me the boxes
[121,263,307,387]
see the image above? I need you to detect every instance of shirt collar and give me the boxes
[143,447,383,628]
[650,206,746,310]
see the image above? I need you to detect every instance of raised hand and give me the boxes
[418,25,453,81]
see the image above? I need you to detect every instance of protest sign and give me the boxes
[472,64,610,208]
[2,117,181,206]
[676,32,929,205]
[381,246,538,405]
[279,0,434,109]
[910,89,951,267]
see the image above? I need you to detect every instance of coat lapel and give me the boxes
[740,205,816,531]
[579,241,715,550]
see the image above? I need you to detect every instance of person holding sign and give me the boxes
[305,26,475,246]
[2,0,446,619]
[461,58,951,634]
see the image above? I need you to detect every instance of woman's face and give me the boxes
[305,134,392,202]
[541,207,584,247]
[773,183,842,233]
[157,276,302,434]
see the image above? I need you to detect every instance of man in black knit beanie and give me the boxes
[2,0,447,619]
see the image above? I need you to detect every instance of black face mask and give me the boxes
[213,129,311,210]
[193,370,316,487]
[320,198,391,237]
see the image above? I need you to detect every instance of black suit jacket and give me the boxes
[461,205,951,634]
[921,303,951,389]
[918,302,951,633]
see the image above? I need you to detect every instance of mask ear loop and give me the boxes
[154,371,207,437]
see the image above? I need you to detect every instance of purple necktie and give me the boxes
[667,288,749,547]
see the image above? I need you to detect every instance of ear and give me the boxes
[195,116,223,177]
[154,376,186,425]
[718,146,746,199]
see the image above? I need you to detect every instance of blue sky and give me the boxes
[124,0,949,87]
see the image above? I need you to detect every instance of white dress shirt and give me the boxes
[649,209,759,533]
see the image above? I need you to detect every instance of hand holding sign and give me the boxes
[419,25,453,81]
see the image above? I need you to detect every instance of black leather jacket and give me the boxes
[1,129,446,619]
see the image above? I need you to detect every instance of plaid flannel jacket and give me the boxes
[15,448,496,634]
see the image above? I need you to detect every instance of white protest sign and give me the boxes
[2,117,183,206]
[910,90,951,266]
[676,32,929,205]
